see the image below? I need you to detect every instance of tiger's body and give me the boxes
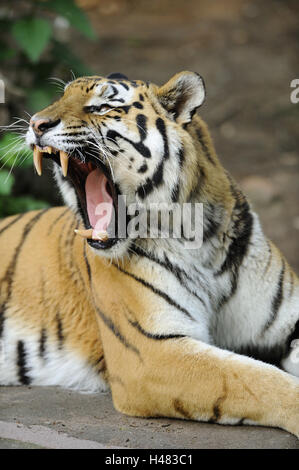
[0,72,298,436]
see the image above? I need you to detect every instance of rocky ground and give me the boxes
[1,386,298,449]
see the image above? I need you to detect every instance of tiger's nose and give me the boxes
[30,117,61,136]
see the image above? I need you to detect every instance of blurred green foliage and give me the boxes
[0,0,96,218]
[0,131,48,216]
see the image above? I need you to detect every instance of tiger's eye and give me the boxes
[100,105,111,114]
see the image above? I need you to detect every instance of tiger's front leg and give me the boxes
[103,330,298,437]
[92,279,299,437]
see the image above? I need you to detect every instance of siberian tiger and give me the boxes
[0,72,298,437]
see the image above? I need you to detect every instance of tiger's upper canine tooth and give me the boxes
[33,146,43,176]
[60,150,69,177]
[74,229,93,239]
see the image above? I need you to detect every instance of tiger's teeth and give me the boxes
[44,146,53,154]
[33,146,43,176]
[60,151,69,177]
[92,231,109,242]
[74,229,93,239]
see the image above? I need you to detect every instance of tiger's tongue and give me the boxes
[85,168,113,237]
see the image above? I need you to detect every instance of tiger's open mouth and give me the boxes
[32,145,120,250]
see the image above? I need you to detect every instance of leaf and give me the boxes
[0,133,33,169]
[0,170,15,196]
[12,17,52,62]
[44,0,96,39]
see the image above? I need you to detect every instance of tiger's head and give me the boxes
[26,71,206,257]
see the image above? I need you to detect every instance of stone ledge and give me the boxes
[0,386,298,449]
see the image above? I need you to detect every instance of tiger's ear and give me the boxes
[157,71,205,125]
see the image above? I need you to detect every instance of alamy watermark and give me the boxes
[290,79,299,104]
[0,79,4,104]
[98,196,204,249]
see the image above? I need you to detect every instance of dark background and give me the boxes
[0,0,298,271]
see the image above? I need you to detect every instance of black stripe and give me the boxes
[94,354,104,365]
[88,82,96,91]
[237,317,298,366]
[119,105,131,114]
[261,260,285,335]
[177,147,185,168]
[137,178,154,199]
[106,120,151,159]
[64,218,85,288]
[109,97,125,103]
[203,204,222,242]
[56,313,64,349]
[132,245,206,306]
[286,319,299,351]
[83,242,92,283]
[128,317,185,341]
[136,118,170,199]
[216,189,252,277]
[171,148,184,203]
[215,185,253,308]
[171,181,180,203]
[17,340,31,385]
[65,125,87,130]
[47,208,70,236]
[57,214,75,272]
[236,343,285,367]
[118,81,129,90]
[156,117,169,159]
[186,160,206,203]
[55,132,88,137]
[263,241,272,276]
[0,213,24,237]
[0,210,50,338]
[0,304,5,338]
[137,163,148,174]
[108,85,118,100]
[289,270,295,298]
[95,305,141,358]
[39,328,47,358]
[59,215,79,281]
[94,355,105,372]
[133,101,143,109]
[113,262,194,320]
[86,254,141,359]
[195,126,216,165]
[136,114,147,141]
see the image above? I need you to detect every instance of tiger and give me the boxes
[0,71,298,437]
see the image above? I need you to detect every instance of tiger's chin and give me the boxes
[33,144,130,258]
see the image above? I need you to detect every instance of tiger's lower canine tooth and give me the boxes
[93,231,109,242]
[33,146,43,176]
[60,151,69,177]
[74,229,93,239]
